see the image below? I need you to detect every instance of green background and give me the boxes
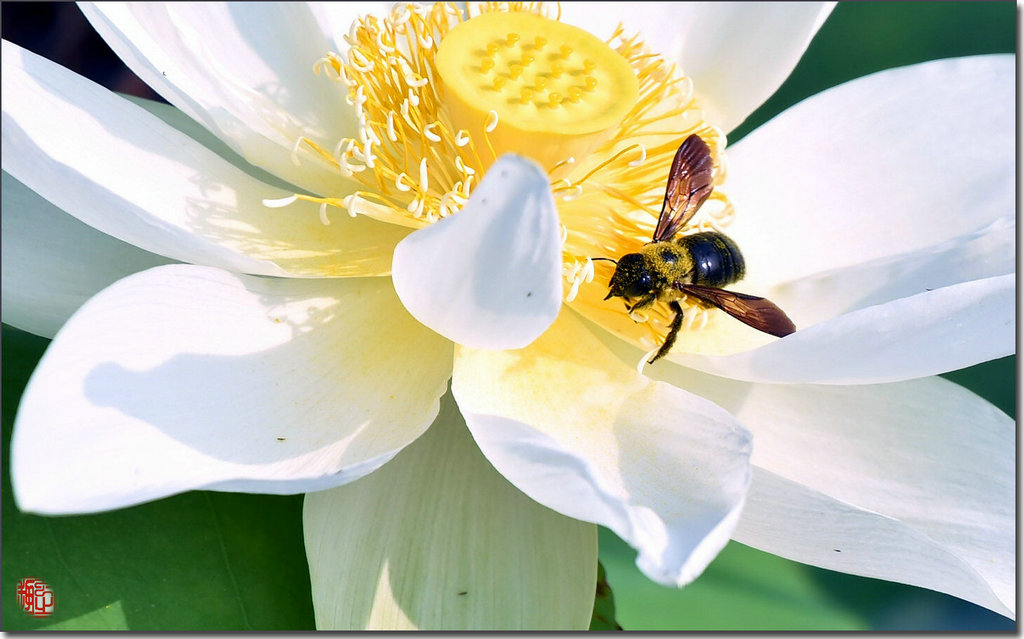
[1,2,1016,631]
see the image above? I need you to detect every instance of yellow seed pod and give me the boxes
[435,10,638,176]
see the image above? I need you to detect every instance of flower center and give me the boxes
[275,3,742,354]
[434,10,638,179]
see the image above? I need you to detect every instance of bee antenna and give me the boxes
[590,257,618,265]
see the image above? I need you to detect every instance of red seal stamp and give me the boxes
[16,577,55,618]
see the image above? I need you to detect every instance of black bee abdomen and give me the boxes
[678,232,745,287]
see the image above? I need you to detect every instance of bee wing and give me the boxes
[652,134,715,242]
[675,284,796,338]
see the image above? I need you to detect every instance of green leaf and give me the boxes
[41,601,130,631]
[589,561,622,631]
[1,325,316,631]
[598,527,870,631]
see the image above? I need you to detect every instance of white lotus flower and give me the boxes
[1,1,1014,629]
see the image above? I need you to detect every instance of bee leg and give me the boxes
[628,293,657,313]
[648,301,684,364]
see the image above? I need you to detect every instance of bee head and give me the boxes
[605,253,654,300]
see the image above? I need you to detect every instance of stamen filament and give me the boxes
[287,4,736,345]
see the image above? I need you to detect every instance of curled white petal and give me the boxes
[392,155,563,349]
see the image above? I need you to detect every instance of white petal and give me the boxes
[79,2,358,196]
[553,55,1013,369]
[670,273,1014,384]
[739,468,1013,619]
[12,265,453,514]
[1,40,406,277]
[636,336,1014,617]
[120,94,295,191]
[763,214,1014,328]
[1,171,173,338]
[650,56,1016,380]
[392,155,563,350]
[304,392,597,630]
[726,55,1014,288]
[560,2,834,133]
[574,208,1013,365]
[452,310,751,587]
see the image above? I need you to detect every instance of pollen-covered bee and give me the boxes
[601,133,796,364]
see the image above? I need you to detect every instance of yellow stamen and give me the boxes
[288,4,736,348]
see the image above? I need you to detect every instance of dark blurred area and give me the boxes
[1,2,161,101]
